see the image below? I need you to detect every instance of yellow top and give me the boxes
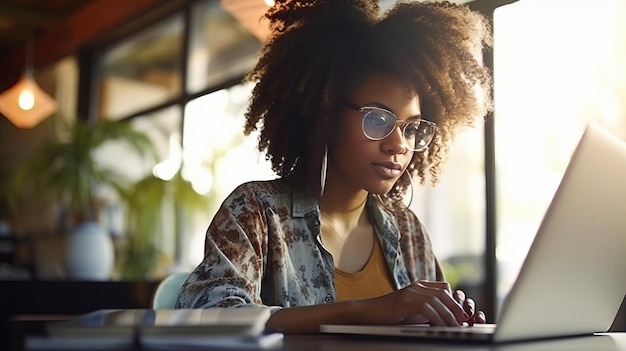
[334,237,396,302]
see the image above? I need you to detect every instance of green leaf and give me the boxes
[9,117,157,222]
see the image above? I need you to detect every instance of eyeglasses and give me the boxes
[344,102,438,152]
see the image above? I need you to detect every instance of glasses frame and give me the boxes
[344,101,438,152]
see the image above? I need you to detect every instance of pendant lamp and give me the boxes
[221,0,272,42]
[0,34,57,129]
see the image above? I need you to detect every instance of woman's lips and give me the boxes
[372,161,402,179]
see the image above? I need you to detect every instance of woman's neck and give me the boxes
[319,172,369,230]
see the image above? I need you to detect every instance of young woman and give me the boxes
[176,0,493,334]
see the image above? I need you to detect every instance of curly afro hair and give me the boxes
[243,0,493,206]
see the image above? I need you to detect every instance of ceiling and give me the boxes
[0,0,95,59]
[0,0,273,92]
[0,0,479,91]
[0,0,476,62]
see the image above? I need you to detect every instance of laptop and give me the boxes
[321,122,626,343]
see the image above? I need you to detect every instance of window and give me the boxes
[410,126,486,302]
[98,13,184,120]
[182,84,275,267]
[494,0,626,305]
[93,106,182,275]
[187,1,262,93]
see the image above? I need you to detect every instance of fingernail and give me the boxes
[463,312,470,320]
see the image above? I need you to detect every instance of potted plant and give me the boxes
[10,117,155,280]
[120,171,211,280]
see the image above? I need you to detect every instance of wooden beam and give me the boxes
[0,3,64,26]
[0,0,163,91]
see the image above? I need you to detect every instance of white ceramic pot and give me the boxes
[65,222,115,280]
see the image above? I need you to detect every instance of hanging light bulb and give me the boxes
[18,89,36,111]
[0,33,57,129]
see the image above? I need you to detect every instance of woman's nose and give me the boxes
[380,125,407,155]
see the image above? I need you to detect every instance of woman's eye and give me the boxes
[404,123,420,136]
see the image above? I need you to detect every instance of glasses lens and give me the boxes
[362,109,396,140]
[404,121,436,151]
[358,105,436,151]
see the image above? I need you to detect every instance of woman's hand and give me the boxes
[266,280,486,333]
[360,280,485,326]
[453,288,486,325]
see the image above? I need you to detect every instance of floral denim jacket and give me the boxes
[175,178,443,311]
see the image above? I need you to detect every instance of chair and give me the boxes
[151,271,190,309]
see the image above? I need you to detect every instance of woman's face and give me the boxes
[327,74,421,195]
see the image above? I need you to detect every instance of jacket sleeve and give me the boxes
[175,183,269,309]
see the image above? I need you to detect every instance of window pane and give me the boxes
[95,107,182,185]
[180,83,275,268]
[98,14,184,120]
[494,0,626,305]
[93,106,182,278]
[410,126,486,302]
[187,0,263,93]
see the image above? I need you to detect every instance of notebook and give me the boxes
[46,308,272,337]
[26,308,283,350]
[321,122,626,343]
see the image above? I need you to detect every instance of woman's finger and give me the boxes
[421,302,447,326]
[474,311,486,324]
[453,289,465,305]
[419,280,452,294]
[463,297,476,317]
[410,283,466,325]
